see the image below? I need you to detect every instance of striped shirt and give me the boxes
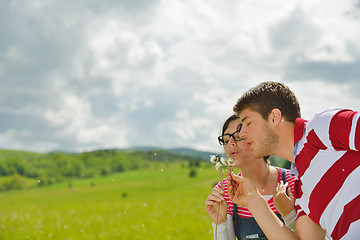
[293,108,360,240]
[214,168,296,218]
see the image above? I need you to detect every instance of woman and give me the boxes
[205,115,297,240]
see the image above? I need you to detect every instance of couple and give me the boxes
[206,82,359,240]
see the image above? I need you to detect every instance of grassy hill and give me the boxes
[0,149,42,158]
[120,146,218,161]
[0,166,217,240]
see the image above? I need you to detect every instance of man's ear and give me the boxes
[269,108,282,126]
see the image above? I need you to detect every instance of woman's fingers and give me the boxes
[286,185,295,201]
[206,188,225,202]
[226,172,243,199]
[208,192,225,202]
[275,180,289,195]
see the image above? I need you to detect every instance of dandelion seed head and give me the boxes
[215,162,222,171]
[227,158,234,167]
[210,155,218,163]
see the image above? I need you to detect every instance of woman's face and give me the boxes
[223,119,255,167]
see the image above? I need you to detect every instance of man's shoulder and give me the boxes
[311,108,344,120]
[306,108,345,128]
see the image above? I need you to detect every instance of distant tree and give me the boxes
[0,173,27,190]
[189,169,197,178]
[188,159,201,168]
[0,161,10,176]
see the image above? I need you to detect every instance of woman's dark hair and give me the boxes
[221,114,240,136]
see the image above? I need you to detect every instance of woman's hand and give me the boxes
[273,180,295,217]
[205,188,228,224]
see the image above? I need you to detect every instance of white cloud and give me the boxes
[0,0,359,153]
[288,80,358,120]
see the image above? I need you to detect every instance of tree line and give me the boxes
[0,149,204,191]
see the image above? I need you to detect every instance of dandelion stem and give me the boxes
[215,169,224,240]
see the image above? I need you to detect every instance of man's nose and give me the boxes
[238,126,246,139]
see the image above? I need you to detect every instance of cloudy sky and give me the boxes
[1,0,360,153]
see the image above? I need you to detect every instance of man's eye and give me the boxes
[247,122,252,126]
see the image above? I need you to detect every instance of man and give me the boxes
[226,81,360,240]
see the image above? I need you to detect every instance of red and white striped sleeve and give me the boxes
[309,108,360,151]
[328,109,360,151]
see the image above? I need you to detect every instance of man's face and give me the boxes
[238,109,279,158]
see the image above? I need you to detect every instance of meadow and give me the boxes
[0,165,219,240]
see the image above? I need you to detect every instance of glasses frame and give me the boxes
[218,129,245,145]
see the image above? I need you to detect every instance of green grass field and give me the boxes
[0,166,219,239]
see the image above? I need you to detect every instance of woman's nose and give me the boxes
[228,136,237,147]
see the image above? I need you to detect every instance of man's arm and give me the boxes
[294,214,326,240]
[227,172,328,240]
[227,172,298,240]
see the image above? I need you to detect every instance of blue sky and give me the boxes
[1,0,360,153]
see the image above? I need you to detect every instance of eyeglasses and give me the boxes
[218,129,245,145]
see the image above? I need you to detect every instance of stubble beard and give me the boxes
[253,123,279,158]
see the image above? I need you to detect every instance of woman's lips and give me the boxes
[230,151,237,157]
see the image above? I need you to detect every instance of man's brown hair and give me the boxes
[233,81,301,122]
